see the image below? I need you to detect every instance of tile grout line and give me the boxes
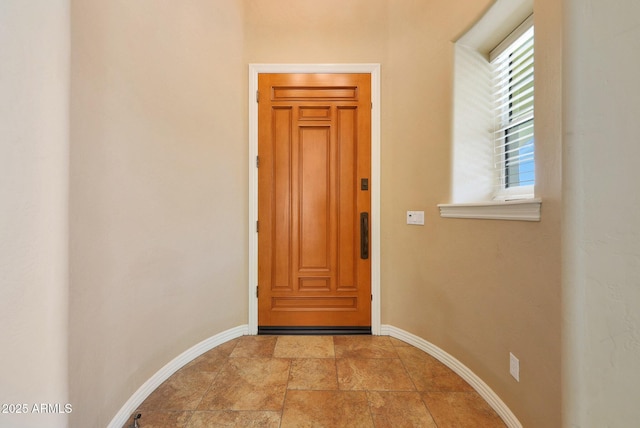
[395,342,442,428]
[420,393,441,428]
[333,336,375,426]
[184,338,240,427]
[279,335,293,428]
[332,336,340,394]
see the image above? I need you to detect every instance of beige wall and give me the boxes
[69,1,246,425]
[382,1,562,427]
[0,1,69,427]
[67,0,563,426]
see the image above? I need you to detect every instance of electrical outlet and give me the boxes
[510,352,520,382]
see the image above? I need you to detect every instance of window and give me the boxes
[442,4,540,221]
[491,20,534,199]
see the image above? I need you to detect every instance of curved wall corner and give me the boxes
[107,325,248,428]
[381,326,522,428]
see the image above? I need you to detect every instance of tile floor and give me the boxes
[126,335,506,427]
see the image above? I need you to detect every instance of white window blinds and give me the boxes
[491,18,534,198]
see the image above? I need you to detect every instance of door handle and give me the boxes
[360,212,369,260]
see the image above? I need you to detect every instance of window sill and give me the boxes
[437,198,541,221]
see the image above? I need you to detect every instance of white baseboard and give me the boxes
[381,325,523,428]
[107,324,248,428]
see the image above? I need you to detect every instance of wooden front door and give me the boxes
[257,73,371,330]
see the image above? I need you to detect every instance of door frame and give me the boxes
[248,63,381,335]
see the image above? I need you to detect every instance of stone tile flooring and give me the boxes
[125,335,506,427]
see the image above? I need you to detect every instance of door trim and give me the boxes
[248,63,381,335]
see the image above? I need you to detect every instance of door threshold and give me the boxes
[258,326,372,336]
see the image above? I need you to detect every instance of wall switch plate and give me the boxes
[510,352,520,382]
[406,211,425,225]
